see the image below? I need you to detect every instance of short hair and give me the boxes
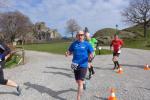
[77,30,84,35]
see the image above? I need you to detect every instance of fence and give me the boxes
[8,45,25,65]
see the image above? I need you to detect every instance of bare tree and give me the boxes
[0,11,32,42]
[66,19,81,39]
[122,0,150,38]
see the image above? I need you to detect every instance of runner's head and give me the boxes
[85,32,91,40]
[76,31,85,42]
[114,34,119,40]
[84,27,91,40]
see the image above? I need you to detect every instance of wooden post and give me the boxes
[22,49,25,65]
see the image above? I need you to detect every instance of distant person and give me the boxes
[0,40,21,96]
[110,34,123,70]
[84,27,98,79]
[65,31,94,100]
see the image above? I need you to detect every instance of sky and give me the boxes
[0,0,130,36]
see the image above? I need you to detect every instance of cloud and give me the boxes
[2,0,130,35]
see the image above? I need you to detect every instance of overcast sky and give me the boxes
[1,0,130,36]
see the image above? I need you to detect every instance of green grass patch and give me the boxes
[22,42,112,55]
[5,54,22,68]
[123,38,150,50]
[22,42,71,55]
[96,49,112,55]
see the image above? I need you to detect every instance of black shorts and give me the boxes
[113,52,120,57]
[0,61,8,85]
[74,67,87,81]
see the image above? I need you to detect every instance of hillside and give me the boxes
[93,28,136,45]
[93,26,150,49]
[123,25,150,38]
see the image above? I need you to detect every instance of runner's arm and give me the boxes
[65,51,72,57]
[89,52,94,60]
[65,42,74,57]
[120,40,124,48]
[87,42,94,60]
[5,53,11,60]
[110,42,113,51]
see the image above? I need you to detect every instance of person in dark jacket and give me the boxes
[0,40,21,96]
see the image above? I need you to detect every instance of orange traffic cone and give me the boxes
[117,66,123,74]
[144,64,150,70]
[108,88,117,100]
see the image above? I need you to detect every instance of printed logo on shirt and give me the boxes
[81,46,85,49]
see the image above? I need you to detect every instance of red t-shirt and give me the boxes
[111,39,123,53]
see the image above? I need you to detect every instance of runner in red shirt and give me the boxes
[110,34,123,70]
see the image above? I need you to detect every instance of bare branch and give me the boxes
[66,19,81,38]
[0,11,32,42]
[121,0,150,38]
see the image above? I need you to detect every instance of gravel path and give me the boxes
[1,48,150,100]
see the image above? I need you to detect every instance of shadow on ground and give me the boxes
[120,64,144,69]
[138,87,150,91]
[94,95,107,100]
[108,64,144,69]
[43,71,73,78]
[0,91,18,96]
[94,66,112,70]
[24,82,76,100]
[46,66,71,71]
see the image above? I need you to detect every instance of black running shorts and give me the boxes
[0,61,8,85]
[74,67,87,81]
[113,52,120,57]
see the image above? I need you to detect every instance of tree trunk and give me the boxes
[71,32,74,40]
[10,33,15,42]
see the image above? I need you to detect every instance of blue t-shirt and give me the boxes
[69,40,93,68]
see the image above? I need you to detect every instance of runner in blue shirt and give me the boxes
[65,31,93,100]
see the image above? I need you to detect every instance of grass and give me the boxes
[123,38,150,50]
[21,42,112,55]
[96,49,112,55]
[124,25,150,37]
[5,54,22,68]
[22,42,71,54]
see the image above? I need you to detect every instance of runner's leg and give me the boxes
[91,66,95,75]
[77,80,83,100]
[116,53,120,69]
[0,61,21,96]
[74,68,87,100]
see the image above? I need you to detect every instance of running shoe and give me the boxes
[89,73,91,80]
[91,67,95,75]
[83,82,86,90]
[16,86,22,96]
